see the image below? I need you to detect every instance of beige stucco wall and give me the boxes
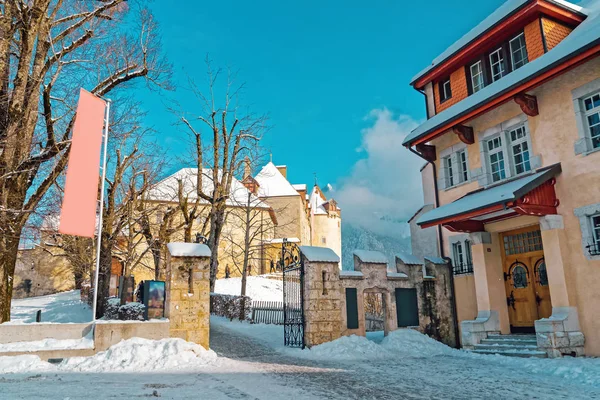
[427,56,600,355]
[312,213,342,260]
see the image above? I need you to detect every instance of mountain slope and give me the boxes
[341,223,411,271]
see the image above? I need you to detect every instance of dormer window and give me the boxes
[509,32,529,70]
[489,47,506,82]
[440,78,452,103]
[470,61,485,93]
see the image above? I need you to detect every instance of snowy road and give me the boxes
[1,318,600,399]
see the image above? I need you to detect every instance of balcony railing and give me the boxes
[453,262,474,276]
[586,242,600,257]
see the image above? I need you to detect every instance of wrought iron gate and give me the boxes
[282,240,305,348]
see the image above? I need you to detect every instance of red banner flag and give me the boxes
[59,89,107,238]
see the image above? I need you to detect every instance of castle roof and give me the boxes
[254,162,300,197]
[146,168,268,208]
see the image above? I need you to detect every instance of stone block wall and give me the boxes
[165,243,211,349]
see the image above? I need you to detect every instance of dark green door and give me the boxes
[395,288,419,327]
[346,288,359,329]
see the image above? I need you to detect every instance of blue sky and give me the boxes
[139,0,509,233]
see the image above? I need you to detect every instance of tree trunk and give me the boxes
[74,268,85,290]
[208,204,226,292]
[184,223,193,243]
[0,233,21,323]
[95,232,113,318]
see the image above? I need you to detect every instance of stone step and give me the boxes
[474,343,539,352]
[469,348,547,358]
[480,338,538,346]
[487,334,537,341]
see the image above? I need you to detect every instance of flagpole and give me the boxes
[92,99,111,322]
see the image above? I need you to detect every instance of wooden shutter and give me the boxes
[345,288,359,329]
[395,288,419,327]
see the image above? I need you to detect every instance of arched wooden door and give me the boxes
[501,226,550,333]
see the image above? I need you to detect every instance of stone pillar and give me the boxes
[461,232,508,349]
[536,215,585,357]
[165,243,211,349]
[300,246,342,348]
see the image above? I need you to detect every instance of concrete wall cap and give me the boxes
[167,243,211,258]
[299,246,340,263]
[353,250,388,264]
[539,215,564,231]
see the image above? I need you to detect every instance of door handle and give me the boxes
[507,291,516,310]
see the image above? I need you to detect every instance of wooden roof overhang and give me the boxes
[418,165,561,233]
[412,0,586,90]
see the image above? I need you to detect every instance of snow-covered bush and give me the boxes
[210,293,252,321]
[104,297,145,321]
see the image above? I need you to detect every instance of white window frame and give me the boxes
[470,61,485,93]
[457,149,469,183]
[441,79,452,102]
[575,203,600,260]
[572,79,600,155]
[583,92,600,150]
[592,214,600,250]
[489,47,505,82]
[510,32,528,70]
[450,236,474,275]
[508,125,532,176]
[452,242,464,266]
[444,156,454,187]
[487,135,506,183]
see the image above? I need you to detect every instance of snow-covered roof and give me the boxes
[308,185,338,215]
[299,246,340,263]
[424,256,448,265]
[254,162,299,197]
[410,0,584,85]
[404,0,598,146]
[387,272,409,279]
[167,242,211,258]
[340,270,364,278]
[292,184,307,191]
[396,252,423,266]
[146,168,268,209]
[353,250,389,265]
[417,164,560,226]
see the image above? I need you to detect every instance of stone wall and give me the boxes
[165,243,211,349]
[299,247,457,348]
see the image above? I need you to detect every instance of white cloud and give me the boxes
[335,108,425,238]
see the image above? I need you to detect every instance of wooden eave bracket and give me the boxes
[453,124,475,144]
[514,93,539,117]
[416,143,436,162]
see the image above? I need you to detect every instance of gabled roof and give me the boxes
[410,0,585,86]
[404,0,599,147]
[254,162,300,197]
[353,250,389,264]
[146,168,268,208]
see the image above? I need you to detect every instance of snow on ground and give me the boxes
[0,337,94,353]
[214,276,283,302]
[1,316,600,398]
[9,290,92,323]
[0,337,217,374]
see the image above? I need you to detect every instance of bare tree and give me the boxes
[175,60,267,291]
[0,1,170,322]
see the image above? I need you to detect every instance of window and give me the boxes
[470,61,485,93]
[512,264,528,289]
[489,47,506,82]
[509,126,531,175]
[452,240,473,275]
[503,230,543,255]
[458,149,469,183]
[440,78,452,102]
[584,93,600,149]
[444,156,454,187]
[321,237,327,244]
[510,33,528,70]
[487,136,506,182]
[589,215,600,256]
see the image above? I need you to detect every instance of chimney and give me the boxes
[243,156,252,179]
[276,165,287,179]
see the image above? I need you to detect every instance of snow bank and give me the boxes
[10,290,92,324]
[0,355,53,373]
[0,337,93,353]
[214,276,282,302]
[0,338,217,374]
[59,337,217,372]
[298,335,388,360]
[380,329,456,357]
